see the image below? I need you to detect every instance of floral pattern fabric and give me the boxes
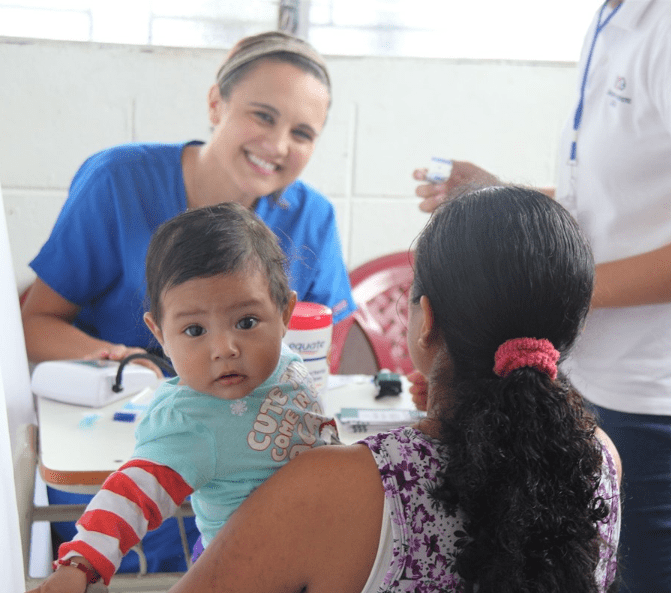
[360,426,620,592]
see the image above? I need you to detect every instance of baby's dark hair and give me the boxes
[145,203,291,327]
[413,186,611,592]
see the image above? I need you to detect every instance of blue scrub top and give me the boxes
[31,142,356,351]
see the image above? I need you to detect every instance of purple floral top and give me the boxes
[360,426,620,592]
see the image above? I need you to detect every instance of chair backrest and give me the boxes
[331,251,415,375]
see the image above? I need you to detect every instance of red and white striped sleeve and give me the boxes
[58,458,194,585]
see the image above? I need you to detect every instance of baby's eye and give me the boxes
[236,316,258,330]
[184,325,205,337]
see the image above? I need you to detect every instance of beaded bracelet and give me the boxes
[53,558,101,584]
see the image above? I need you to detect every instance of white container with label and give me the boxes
[283,302,333,398]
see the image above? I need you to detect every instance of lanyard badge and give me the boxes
[569,0,623,165]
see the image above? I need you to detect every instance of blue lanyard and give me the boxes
[570,0,623,162]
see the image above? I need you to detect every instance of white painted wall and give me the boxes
[0,37,578,293]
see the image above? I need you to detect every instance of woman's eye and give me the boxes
[255,111,274,124]
[236,317,258,330]
[292,129,314,142]
[184,325,205,337]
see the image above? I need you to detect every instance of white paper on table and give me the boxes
[327,374,373,390]
[338,407,426,432]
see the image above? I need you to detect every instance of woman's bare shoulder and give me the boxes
[273,443,385,517]
[595,427,622,486]
[168,443,384,593]
[287,442,380,479]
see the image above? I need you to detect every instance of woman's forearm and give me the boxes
[592,242,671,308]
[21,312,114,362]
[21,277,135,364]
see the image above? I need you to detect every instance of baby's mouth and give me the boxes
[217,372,245,386]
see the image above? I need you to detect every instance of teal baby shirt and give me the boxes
[132,345,334,547]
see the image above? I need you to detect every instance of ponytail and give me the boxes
[430,362,608,592]
[411,187,610,592]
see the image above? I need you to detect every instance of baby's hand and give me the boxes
[407,369,429,412]
[25,564,88,593]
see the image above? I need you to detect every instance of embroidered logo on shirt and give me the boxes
[333,299,347,314]
[607,75,631,105]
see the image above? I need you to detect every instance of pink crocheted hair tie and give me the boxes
[493,337,560,380]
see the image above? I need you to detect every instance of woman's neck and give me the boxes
[415,391,451,440]
[181,143,254,209]
[414,416,442,440]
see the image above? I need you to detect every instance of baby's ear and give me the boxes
[143,312,164,345]
[282,292,298,330]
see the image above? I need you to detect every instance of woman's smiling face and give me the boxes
[206,58,330,207]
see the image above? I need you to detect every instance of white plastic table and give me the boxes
[36,375,417,493]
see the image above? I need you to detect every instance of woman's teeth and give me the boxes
[247,153,276,172]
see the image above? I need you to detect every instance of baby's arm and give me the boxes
[57,459,194,585]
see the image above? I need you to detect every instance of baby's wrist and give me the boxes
[53,557,101,584]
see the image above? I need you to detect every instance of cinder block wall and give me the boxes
[0,37,578,292]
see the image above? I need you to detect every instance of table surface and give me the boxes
[37,374,417,494]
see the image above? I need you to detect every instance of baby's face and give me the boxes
[147,270,294,399]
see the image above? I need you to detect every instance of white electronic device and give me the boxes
[31,359,159,407]
[426,157,453,184]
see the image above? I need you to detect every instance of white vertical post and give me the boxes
[0,182,33,589]
[0,183,35,456]
[0,364,25,588]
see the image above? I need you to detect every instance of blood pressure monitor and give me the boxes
[31,359,159,407]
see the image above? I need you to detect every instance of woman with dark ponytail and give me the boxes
[408,186,621,592]
[166,185,621,593]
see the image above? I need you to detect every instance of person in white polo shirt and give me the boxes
[412,1,671,590]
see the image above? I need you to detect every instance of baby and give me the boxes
[47,203,336,589]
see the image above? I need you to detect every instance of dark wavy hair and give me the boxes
[145,203,291,327]
[412,186,611,592]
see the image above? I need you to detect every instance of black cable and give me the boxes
[112,353,175,393]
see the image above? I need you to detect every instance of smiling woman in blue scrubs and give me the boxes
[21,30,355,575]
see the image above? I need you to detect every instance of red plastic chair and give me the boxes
[331,251,415,375]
